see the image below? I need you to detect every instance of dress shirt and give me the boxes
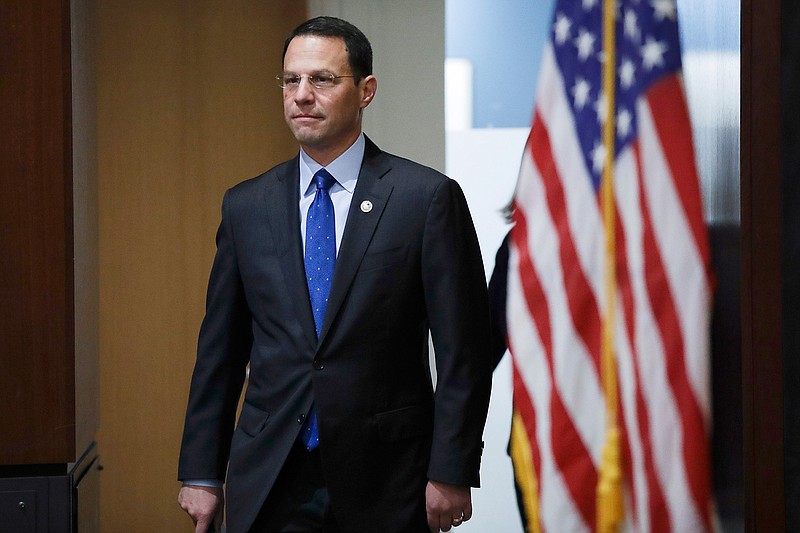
[299,133,365,254]
[183,134,366,489]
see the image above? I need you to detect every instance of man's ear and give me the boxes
[360,75,377,109]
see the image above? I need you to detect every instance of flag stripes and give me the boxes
[506,1,712,530]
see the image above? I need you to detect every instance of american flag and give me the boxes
[506,0,713,531]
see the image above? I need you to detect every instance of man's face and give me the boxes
[282,35,376,165]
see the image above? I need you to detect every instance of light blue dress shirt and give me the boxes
[299,133,365,254]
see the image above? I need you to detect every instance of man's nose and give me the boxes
[294,77,315,102]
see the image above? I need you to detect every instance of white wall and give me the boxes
[446,128,528,533]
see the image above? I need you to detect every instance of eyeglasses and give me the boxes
[276,73,355,91]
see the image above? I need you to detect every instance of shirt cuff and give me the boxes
[183,479,223,488]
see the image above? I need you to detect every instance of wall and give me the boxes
[308,0,446,172]
[96,2,305,529]
[446,0,554,129]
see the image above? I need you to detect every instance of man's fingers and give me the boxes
[463,501,473,521]
[425,480,473,532]
[212,496,225,531]
[195,516,210,533]
[428,516,438,533]
[178,485,223,533]
[427,509,439,533]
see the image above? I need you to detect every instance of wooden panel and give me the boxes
[0,0,75,464]
[740,0,785,529]
[96,2,305,529]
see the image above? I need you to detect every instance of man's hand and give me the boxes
[178,484,224,533]
[425,480,472,532]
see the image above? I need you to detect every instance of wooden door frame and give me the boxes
[740,0,784,530]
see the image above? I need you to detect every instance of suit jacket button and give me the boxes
[313,359,324,370]
[297,413,305,424]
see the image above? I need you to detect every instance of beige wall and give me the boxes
[308,0,446,172]
[96,2,305,529]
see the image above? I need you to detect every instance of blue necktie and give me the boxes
[301,168,336,451]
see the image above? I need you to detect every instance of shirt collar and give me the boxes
[299,133,365,197]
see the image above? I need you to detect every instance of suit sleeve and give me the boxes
[178,189,252,482]
[488,231,511,369]
[421,178,493,488]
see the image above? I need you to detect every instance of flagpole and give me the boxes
[597,0,623,530]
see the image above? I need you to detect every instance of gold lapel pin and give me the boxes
[360,200,373,213]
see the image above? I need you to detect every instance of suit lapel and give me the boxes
[319,138,394,344]
[264,156,318,350]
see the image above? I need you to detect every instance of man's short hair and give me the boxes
[283,16,373,84]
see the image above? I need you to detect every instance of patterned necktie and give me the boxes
[301,168,336,450]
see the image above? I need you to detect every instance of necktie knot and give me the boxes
[313,168,336,192]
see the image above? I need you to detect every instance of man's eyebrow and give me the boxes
[283,69,335,75]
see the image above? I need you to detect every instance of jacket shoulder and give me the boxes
[382,151,447,182]
[226,157,296,200]
[376,152,458,204]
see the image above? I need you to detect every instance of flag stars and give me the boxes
[617,108,633,138]
[624,10,641,42]
[619,58,636,89]
[554,13,572,45]
[641,36,668,70]
[548,0,682,185]
[572,77,592,110]
[591,141,607,174]
[594,91,608,125]
[574,28,596,61]
[651,0,677,21]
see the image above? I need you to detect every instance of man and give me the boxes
[178,16,492,533]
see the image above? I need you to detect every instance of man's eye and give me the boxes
[284,76,301,86]
[311,75,336,87]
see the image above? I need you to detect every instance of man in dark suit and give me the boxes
[177,16,492,533]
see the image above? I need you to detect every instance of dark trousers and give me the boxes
[249,442,340,533]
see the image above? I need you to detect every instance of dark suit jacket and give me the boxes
[178,137,492,533]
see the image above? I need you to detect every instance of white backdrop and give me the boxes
[446,128,528,533]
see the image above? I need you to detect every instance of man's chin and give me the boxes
[289,127,323,146]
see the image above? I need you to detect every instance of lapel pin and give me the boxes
[360,200,373,213]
